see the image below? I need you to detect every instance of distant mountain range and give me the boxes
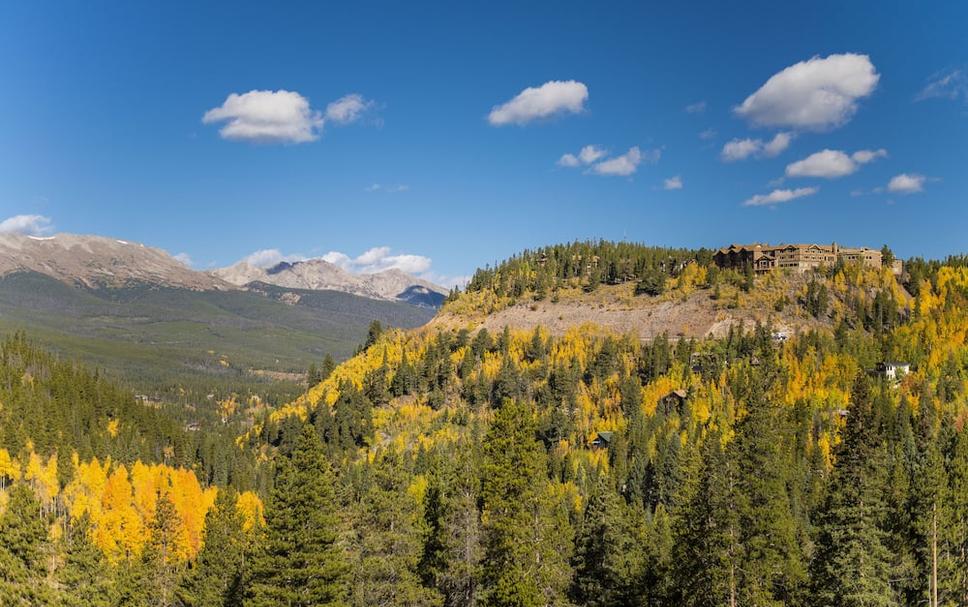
[213,259,447,308]
[0,232,447,307]
[0,232,445,393]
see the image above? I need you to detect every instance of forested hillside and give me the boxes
[2,243,968,606]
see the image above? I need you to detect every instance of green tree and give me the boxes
[571,480,645,607]
[58,514,113,607]
[480,399,571,607]
[246,424,349,607]
[180,488,248,607]
[142,493,184,607]
[0,483,52,605]
[810,376,896,607]
[348,450,442,607]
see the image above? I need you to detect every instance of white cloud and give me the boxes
[699,128,717,141]
[488,80,588,126]
[721,132,792,161]
[592,146,645,176]
[325,93,374,124]
[243,249,307,268]
[0,214,53,235]
[365,183,409,193]
[851,148,888,164]
[916,69,967,102]
[324,246,432,274]
[742,187,818,207]
[559,145,659,176]
[172,252,193,267]
[887,173,925,194]
[663,176,683,190]
[735,53,879,131]
[785,149,856,178]
[785,147,887,178]
[579,145,607,164]
[203,90,324,143]
[557,153,580,167]
[685,101,707,114]
[763,132,793,156]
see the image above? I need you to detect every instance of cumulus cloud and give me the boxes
[742,187,818,207]
[558,145,607,167]
[203,90,324,143]
[685,101,707,114]
[735,53,879,131]
[325,93,374,124]
[243,248,307,268]
[323,246,432,274]
[887,173,925,194]
[488,80,588,126]
[785,148,887,178]
[663,176,683,190]
[592,146,654,176]
[557,153,580,167]
[203,90,376,143]
[579,145,607,164]
[721,132,793,161]
[0,214,54,236]
[916,69,967,102]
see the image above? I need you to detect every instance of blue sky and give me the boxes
[1,1,966,285]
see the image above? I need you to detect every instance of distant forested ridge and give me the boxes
[2,244,968,607]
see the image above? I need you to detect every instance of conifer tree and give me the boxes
[142,493,183,607]
[0,483,52,605]
[480,399,570,607]
[246,424,348,607]
[58,514,113,607]
[810,376,896,607]
[348,450,442,607]
[571,479,645,607]
[180,488,248,607]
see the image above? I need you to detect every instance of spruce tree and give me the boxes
[0,483,52,605]
[810,376,896,607]
[142,493,183,607]
[571,479,646,607]
[58,514,113,607]
[480,399,570,607]
[246,424,348,607]
[180,488,247,607]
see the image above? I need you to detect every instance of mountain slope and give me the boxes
[0,271,435,394]
[0,232,228,290]
[213,259,447,307]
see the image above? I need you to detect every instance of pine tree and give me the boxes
[0,482,52,605]
[730,370,805,605]
[180,488,248,607]
[480,399,570,607]
[246,424,348,607]
[58,514,113,607]
[348,450,442,607]
[142,493,183,607]
[810,376,897,607]
[571,480,645,607]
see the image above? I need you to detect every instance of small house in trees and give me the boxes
[880,362,911,383]
[591,431,614,449]
[658,389,687,415]
[771,330,789,343]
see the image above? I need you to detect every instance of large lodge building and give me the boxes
[713,243,901,275]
